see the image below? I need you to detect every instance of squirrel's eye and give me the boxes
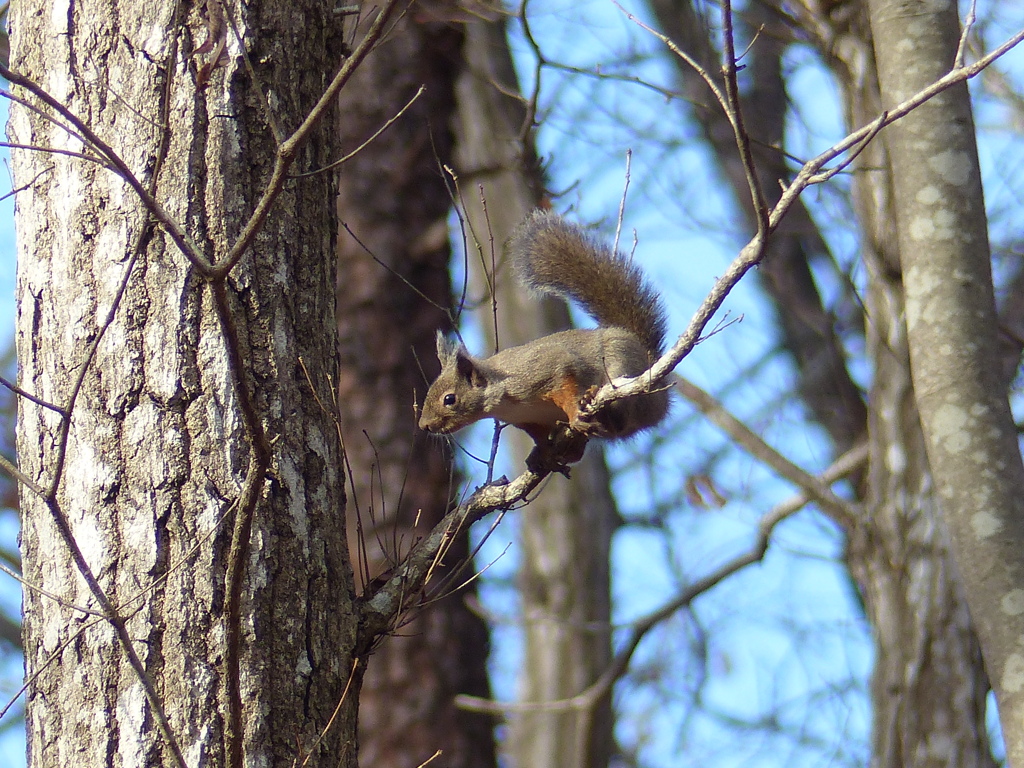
[443,393,456,407]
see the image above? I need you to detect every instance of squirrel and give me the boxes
[418,210,670,465]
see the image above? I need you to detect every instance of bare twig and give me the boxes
[214,277,273,768]
[293,85,425,178]
[0,452,44,498]
[955,0,979,68]
[296,657,361,768]
[358,468,543,643]
[454,443,867,716]
[416,751,444,768]
[0,141,107,167]
[612,2,732,123]
[675,376,860,527]
[515,0,543,142]
[719,0,769,230]
[0,373,66,416]
[0,558,103,617]
[41,494,189,768]
[613,149,632,256]
[575,20,1024,420]
[0,617,99,723]
[221,0,285,143]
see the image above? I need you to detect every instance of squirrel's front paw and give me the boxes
[571,386,605,436]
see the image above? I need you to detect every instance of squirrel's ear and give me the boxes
[455,348,487,387]
[436,331,462,366]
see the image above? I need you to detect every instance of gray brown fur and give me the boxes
[508,210,667,356]
[419,211,670,449]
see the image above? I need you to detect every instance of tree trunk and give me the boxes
[12,1,360,765]
[334,4,497,767]
[867,0,1024,762]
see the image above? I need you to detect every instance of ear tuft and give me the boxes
[436,331,465,366]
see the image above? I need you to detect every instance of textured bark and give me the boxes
[454,18,615,768]
[12,1,358,766]
[866,0,1024,763]
[334,5,497,767]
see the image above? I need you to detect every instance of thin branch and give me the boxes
[415,751,444,768]
[719,0,769,230]
[0,87,92,151]
[297,657,361,768]
[292,85,425,178]
[612,1,732,125]
[40,491,189,768]
[674,376,860,527]
[0,618,99,723]
[613,148,632,256]
[221,0,284,143]
[0,452,45,498]
[574,22,1024,418]
[782,26,1024,194]
[358,468,544,643]
[0,373,67,416]
[0,558,104,617]
[214,276,273,768]
[955,0,979,68]
[455,443,868,716]
[515,0,543,142]
[0,141,108,167]
[45,238,148,499]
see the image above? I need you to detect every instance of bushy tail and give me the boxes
[508,210,667,356]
